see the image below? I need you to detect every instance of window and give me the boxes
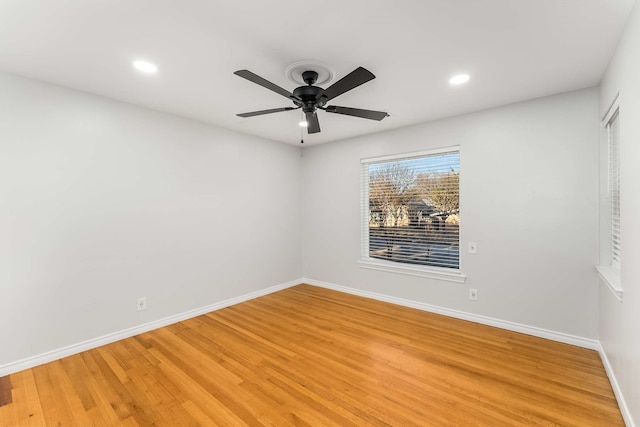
[607,108,621,272]
[597,96,622,300]
[360,147,462,280]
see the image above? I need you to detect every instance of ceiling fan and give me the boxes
[234,66,389,135]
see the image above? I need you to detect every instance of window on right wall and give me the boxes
[597,95,622,300]
[607,108,621,273]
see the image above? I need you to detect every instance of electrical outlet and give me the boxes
[468,242,478,254]
[137,297,147,311]
[469,289,478,301]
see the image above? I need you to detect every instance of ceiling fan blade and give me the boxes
[321,67,376,102]
[234,70,299,101]
[324,106,389,121]
[237,107,299,118]
[306,112,321,134]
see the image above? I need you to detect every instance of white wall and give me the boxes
[0,71,302,367]
[302,88,600,339]
[599,1,640,424]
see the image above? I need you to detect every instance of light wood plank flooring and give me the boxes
[0,284,624,426]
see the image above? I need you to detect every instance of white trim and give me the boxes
[602,92,620,123]
[0,279,300,377]
[599,346,636,427]
[361,145,460,164]
[596,265,623,302]
[358,259,467,283]
[360,167,370,259]
[303,278,599,350]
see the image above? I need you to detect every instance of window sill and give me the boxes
[596,265,623,302]
[358,259,467,283]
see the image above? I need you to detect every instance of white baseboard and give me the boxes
[599,346,636,427]
[303,278,600,350]
[0,279,300,377]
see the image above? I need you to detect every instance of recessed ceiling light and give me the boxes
[299,121,309,127]
[133,60,158,74]
[449,74,470,85]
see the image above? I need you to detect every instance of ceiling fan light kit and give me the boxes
[234,65,389,141]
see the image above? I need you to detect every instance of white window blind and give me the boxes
[608,110,621,271]
[361,147,460,270]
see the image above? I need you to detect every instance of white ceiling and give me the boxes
[0,0,635,146]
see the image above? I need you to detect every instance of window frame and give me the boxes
[358,146,466,283]
[596,94,622,301]
[606,109,621,273]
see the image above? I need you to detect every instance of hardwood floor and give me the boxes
[0,284,624,426]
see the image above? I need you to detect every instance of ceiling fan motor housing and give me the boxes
[293,72,326,113]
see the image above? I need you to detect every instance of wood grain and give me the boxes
[0,284,624,426]
[0,376,12,407]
